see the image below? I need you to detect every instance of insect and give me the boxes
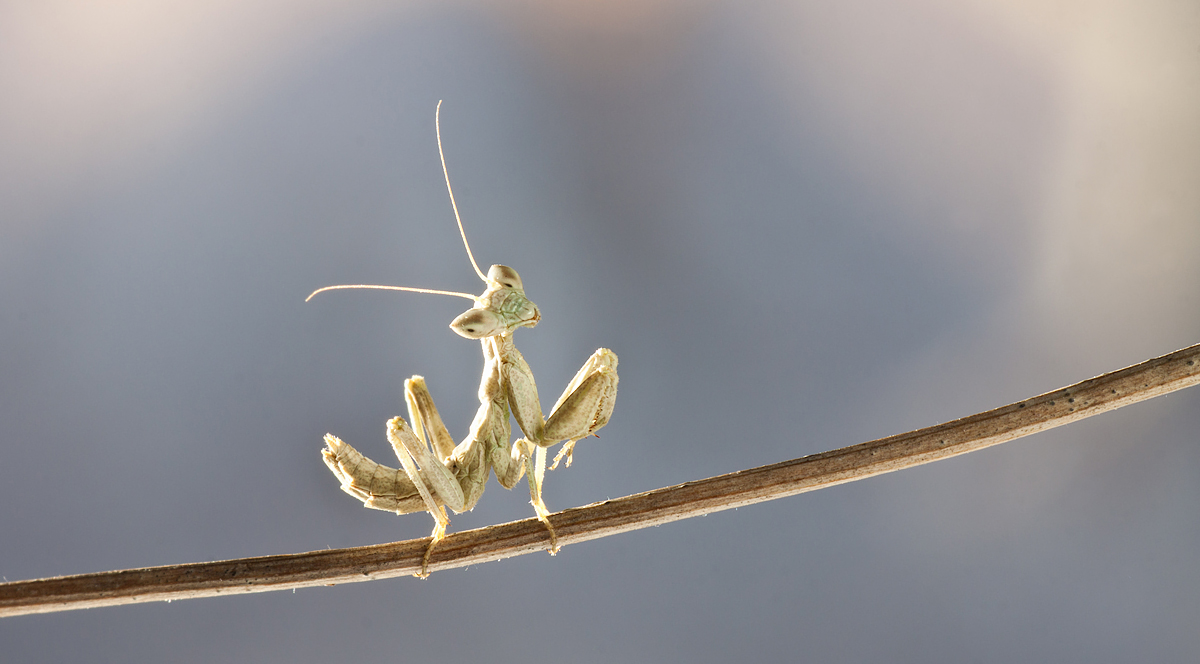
[308,102,618,576]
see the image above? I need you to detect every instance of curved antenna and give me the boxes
[436,100,487,283]
[306,284,479,303]
[305,103,490,305]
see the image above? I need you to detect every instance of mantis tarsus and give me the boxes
[309,102,619,576]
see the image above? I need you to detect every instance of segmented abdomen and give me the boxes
[321,435,429,514]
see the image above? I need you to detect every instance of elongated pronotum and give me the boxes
[2,341,1197,617]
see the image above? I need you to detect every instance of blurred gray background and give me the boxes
[2,1,1199,661]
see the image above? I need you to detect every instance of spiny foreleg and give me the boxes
[501,337,619,552]
[544,348,619,469]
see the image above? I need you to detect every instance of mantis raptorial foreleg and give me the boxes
[310,101,619,574]
[500,336,618,547]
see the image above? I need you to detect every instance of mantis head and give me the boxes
[450,264,540,339]
[305,101,539,341]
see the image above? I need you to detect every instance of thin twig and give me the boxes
[3,342,1198,618]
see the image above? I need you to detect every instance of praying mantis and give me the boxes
[309,102,618,575]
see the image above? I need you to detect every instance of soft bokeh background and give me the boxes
[2,1,1199,661]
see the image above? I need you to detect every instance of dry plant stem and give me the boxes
[3,343,1199,618]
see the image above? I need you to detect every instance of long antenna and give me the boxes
[305,284,477,303]
[305,102,489,304]
[437,100,487,283]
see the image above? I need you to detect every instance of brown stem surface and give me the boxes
[3,342,1198,618]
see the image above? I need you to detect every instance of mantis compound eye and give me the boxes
[487,264,523,291]
[450,308,506,339]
